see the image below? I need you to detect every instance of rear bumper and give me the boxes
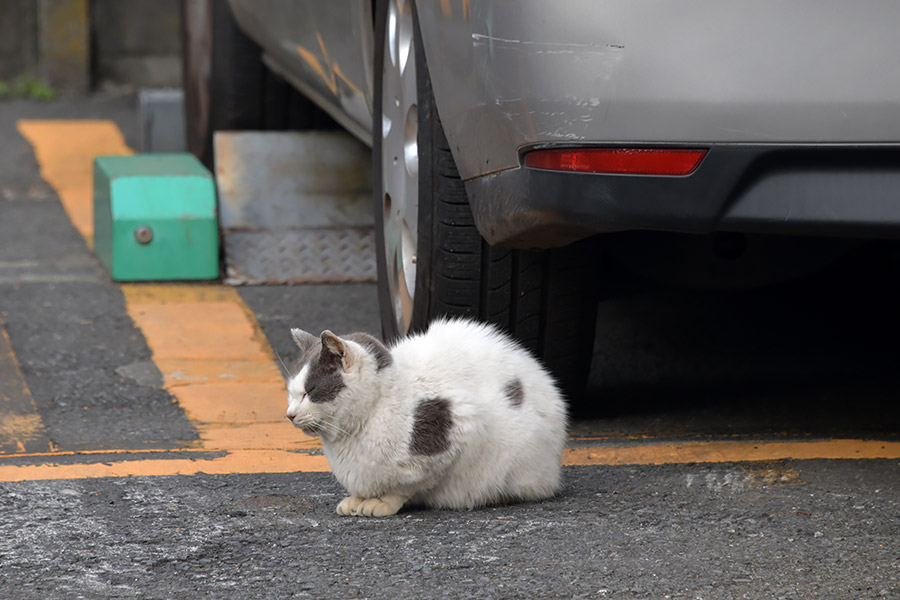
[465,145,900,249]
[417,1,900,182]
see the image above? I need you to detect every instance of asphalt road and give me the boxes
[0,95,898,599]
[2,463,897,599]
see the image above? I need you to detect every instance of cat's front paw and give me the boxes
[336,496,364,516]
[355,495,407,518]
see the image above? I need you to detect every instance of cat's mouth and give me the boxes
[287,413,323,437]
[300,425,322,437]
[296,421,323,437]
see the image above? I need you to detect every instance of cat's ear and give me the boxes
[291,328,317,353]
[321,330,352,372]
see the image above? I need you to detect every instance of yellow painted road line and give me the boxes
[0,319,53,454]
[0,450,330,482]
[0,284,328,481]
[10,120,322,481]
[120,284,321,455]
[9,118,900,483]
[563,439,900,466]
[16,120,133,246]
[4,438,898,483]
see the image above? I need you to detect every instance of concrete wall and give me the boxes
[91,0,182,90]
[0,0,39,81]
[39,0,90,94]
[0,0,181,92]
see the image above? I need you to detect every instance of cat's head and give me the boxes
[285,328,392,439]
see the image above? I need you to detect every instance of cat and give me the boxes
[285,318,568,517]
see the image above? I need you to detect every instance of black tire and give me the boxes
[373,0,598,398]
[181,0,336,169]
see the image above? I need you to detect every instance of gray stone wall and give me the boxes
[91,0,182,89]
[38,0,90,94]
[0,0,39,81]
[0,0,181,92]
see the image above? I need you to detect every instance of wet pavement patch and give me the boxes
[742,461,805,487]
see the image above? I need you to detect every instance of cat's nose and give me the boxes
[285,412,295,421]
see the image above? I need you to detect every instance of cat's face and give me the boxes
[285,329,390,439]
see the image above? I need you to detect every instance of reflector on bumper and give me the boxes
[524,148,707,176]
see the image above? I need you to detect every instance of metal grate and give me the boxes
[224,228,376,284]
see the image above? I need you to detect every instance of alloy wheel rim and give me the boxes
[381,0,418,334]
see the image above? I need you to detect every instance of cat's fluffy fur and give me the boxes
[285,318,567,517]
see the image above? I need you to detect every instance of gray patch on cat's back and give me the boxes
[410,398,453,456]
[345,332,392,370]
[504,378,524,407]
[304,347,345,403]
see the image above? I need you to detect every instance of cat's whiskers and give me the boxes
[293,412,356,440]
[314,416,353,440]
[272,346,290,378]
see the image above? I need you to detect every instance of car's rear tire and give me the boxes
[373,0,598,398]
[181,0,336,169]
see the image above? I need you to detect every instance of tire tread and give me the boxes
[375,0,597,398]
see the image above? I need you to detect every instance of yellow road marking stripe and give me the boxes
[120,284,321,455]
[0,450,330,482]
[564,439,900,466]
[10,120,320,481]
[8,118,899,482]
[16,120,133,245]
[3,439,898,483]
[0,319,53,454]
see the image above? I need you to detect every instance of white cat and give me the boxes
[285,318,568,517]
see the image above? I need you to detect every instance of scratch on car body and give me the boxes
[471,33,624,53]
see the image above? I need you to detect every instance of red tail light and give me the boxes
[524,148,707,176]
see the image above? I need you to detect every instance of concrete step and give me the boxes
[214,130,375,284]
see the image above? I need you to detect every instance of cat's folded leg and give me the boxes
[336,496,365,516]
[354,494,408,517]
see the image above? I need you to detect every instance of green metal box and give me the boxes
[93,154,219,281]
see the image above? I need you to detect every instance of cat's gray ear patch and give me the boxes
[291,328,317,352]
[344,332,392,371]
[320,330,345,357]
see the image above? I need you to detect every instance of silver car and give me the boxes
[183,0,900,394]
